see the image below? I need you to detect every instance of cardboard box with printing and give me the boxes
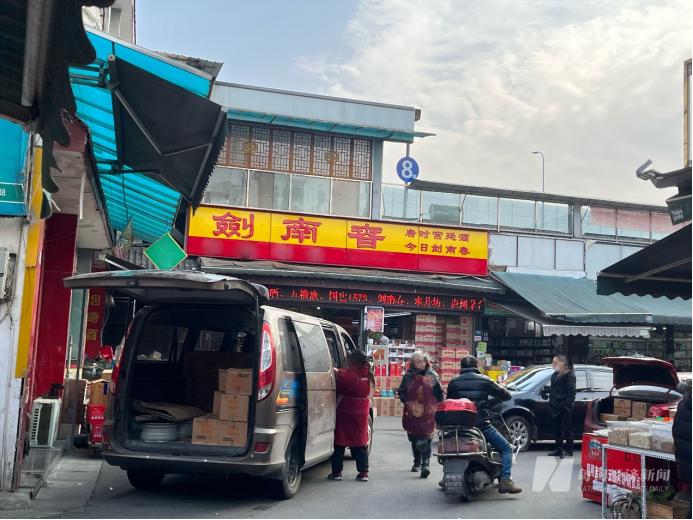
[613,398,632,417]
[380,398,395,417]
[631,401,651,420]
[219,394,250,422]
[192,415,248,447]
[219,368,253,396]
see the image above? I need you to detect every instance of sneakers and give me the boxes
[420,466,431,479]
[356,472,369,482]
[499,478,522,494]
[327,472,342,481]
[411,464,421,473]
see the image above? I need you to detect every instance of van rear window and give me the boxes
[134,308,256,362]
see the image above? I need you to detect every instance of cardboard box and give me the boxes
[631,401,650,420]
[380,398,395,417]
[89,380,109,406]
[455,348,471,359]
[220,369,253,396]
[613,398,632,417]
[219,394,250,422]
[441,361,457,371]
[441,349,456,359]
[600,413,628,422]
[218,421,248,447]
[192,415,220,445]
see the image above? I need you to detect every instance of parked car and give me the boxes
[489,364,613,451]
[64,270,372,499]
[584,356,682,433]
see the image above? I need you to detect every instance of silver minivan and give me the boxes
[64,270,371,499]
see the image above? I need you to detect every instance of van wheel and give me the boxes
[126,469,164,490]
[273,437,302,499]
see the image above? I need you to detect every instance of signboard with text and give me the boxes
[264,285,485,313]
[187,206,488,276]
[364,306,385,332]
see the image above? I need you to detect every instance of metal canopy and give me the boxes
[597,224,692,300]
[493,272,691,326]
[69,29,227,243]
[227,108,435,143]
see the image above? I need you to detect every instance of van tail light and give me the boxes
[258,322,276,401]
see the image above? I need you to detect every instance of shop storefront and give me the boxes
[188,204,505,392]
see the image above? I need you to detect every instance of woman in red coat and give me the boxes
[328,350,373,482]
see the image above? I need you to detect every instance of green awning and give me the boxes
[492,272,691,326]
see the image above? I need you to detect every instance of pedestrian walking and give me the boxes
[548,354,576,458]
[328,350,373,482]
[397,351,444,479]
[673,379,691,516]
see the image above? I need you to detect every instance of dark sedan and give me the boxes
[490,364,613,451]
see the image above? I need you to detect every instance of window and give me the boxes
[136,324,186,361]
[278,319,302,372]
[248,170,290,210]
[500,198,535,230]
[582,206,616,236]
[537,202,570,233]
[575,370,589,391]
[220,123,372,180]
[340,333,357,355]
[381,185,421,221]
[617,209,650,239]
[322,328,342,367]
[290,175,330,214]
[462,195,498,227]
[331,179,370,218]
[293,321,331,372]
[422,191,460,225]
[591,370,613,391]
[203,167,247,207]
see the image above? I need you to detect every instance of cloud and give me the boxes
[298,0,691,205]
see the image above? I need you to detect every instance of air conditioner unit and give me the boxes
[30,398,61,448]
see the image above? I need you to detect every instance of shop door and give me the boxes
[292,320,336,466]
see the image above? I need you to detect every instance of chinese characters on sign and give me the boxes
[263,285,485,313]
[84,288,106,359]
[187,206,489,276]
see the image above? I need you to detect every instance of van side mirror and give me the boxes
[540,385,550,400]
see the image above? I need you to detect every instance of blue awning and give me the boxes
[492,272,691,326]
[0,118,29,216]
[227,108,435,143]
[70,29,226,243]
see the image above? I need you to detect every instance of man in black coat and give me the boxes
[446,356,521,494]
[548,354,577,458]
[673,379,691,515]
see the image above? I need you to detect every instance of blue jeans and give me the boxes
[480,423,513,479]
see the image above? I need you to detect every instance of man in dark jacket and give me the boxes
[548,354,576,458]
[446,356,521,494]
[673,379,691,515]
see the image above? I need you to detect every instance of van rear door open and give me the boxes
[64,270,269,305]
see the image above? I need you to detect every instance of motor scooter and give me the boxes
[436,400,521,501]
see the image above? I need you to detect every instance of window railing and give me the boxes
[203,167,372,219]
[381,184,572,234]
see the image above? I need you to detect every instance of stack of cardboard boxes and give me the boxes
[601,398,653,422]
[191,368,252,447]
[373,396,404,417]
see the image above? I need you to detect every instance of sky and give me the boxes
[137,0,691,205]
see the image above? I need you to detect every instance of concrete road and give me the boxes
[26,417,601,518]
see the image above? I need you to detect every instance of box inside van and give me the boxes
[122,305,257,455]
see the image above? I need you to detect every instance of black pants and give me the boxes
[331,445,368,473]
[409,435,432,467]
[553,409,573,453]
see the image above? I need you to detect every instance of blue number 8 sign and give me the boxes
[396,156,419,183]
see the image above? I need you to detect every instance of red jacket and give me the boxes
[334,365,371,447]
